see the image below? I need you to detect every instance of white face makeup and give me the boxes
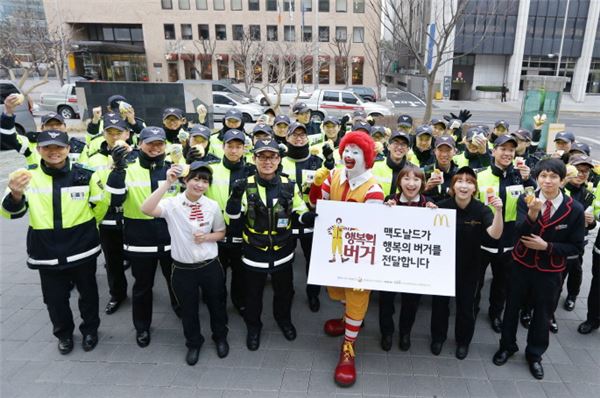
[342,143,366,179]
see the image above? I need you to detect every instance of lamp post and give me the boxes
[555,0,570,77]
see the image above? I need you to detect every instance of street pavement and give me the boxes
[1,147,600,397]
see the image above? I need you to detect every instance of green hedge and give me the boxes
[475,86,508,92]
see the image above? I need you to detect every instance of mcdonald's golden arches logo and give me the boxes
[433,214,450,227]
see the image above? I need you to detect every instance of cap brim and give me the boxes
[293,108,310,114]
[142,136,166,143]
[42,117,64,125]
[190,133,210,140]
[253,147,279,154]
[398,122,412,127]
[104,124,127,132]
[224,137,245,143]
[163,113,183,120]
[435,143,455,148]
[416,131,432,136]
[554,138,570,143]
[225,117,242,122]
[38,140,68,147]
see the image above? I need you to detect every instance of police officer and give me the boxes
[453,127,491,169]
[206,129,255,315]
[185,125,221,164]
[84,114,138,314]
[423,135,459,203]
[1,130,101,354]
[475,135,535,333]
[372,130,415,197]
[292,102,320,136]
[272,114,291,145]
[210,109,247,158]
[225,139,315,351]
[281,122,324,312]
[511,128,541,169]
[412,125,436,166]
[105,126,180,347]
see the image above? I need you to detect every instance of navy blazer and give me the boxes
[512,192,585,273]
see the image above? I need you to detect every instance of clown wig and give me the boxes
[339,131,377,169]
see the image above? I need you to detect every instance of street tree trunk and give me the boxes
[424,75,436,122]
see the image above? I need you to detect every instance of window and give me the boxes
[198,24,209,39]
[162,0,173,9]
[131,27,143,41]
[216,24,227,40]
[302,0,312,11]
[335,26,347,41]
[336,0,346,12]
[352,27,364,43]
[164,24,176,40]
[181,24,193,40]
[319,57,330,83]
[248,0,259,10]
[231,0,242,10]
[249,25,261,40]
[114,28,131,41]
[342,92,358,104]
[195,0,207,9]
[319,26,329,42]
[284,0,295,12]
[266,0,277,11]
[178,0,190,9]
[319,0,329,12]
[352,0,364,13]
[323,91,339,101]
[335,56,348,84]
[284,25,295,41]
[232,24,244,40]
[103,27,115,41]
[214,0,225,10]
[213,94,232,105]
[302,26,312,42]
[302,56,313,84]
[267,25,278,41]
[351,58,363,84]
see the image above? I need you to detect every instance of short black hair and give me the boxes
[184,169,213,184]
[534,158,566,180]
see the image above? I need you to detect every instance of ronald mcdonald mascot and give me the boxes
[309,131,384,387]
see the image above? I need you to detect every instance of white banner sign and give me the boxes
[308,200,456,296]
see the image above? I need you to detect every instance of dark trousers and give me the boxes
[586,250,600,324]
[294,233,321,298]
[430,269,480,345]
[244,264,294,333]
[38,260,100,340]
[171,259,228,348]
[130,253,177,332]
[99,227,127,301]
[562,255,583,298]
[379,292,418,336]
[476,250,510,319]
[218,242,246,310]
[500,262,561,362]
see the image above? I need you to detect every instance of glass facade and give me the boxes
[76,53,148,81]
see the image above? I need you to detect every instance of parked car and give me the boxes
[212,92,264,122]
[254,85,312,106]
[0,80,36,134]
[39,83,80,119]
[303,89,392,121]
[178,79,256,103]
[348,86,377,102]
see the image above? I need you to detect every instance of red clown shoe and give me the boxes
[334,340,356,387]
[324,318,345,336]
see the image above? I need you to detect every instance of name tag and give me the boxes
[277,218,289,228]
[506,185,524,198]
[555,224,568,230]
[62,186,89,201]
[302,169,316,185]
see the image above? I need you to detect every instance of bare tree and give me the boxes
[257,41,314,113]
[229,28,265,93]
[192,37,217,80]
[372,0,505,120]
[329,33,352,88]
[362,15,397,100]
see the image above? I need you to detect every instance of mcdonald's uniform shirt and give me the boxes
[0,160,101,270]
[476,162,536,253]
[320,168,384,204]
[105,155,179,257]
[438,197,495,272]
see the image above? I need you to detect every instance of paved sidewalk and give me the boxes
[1,151,599,397]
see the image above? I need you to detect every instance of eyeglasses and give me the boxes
[389,141,408,148]
[577,168,591,175]
[256,154,280,162]
[289,132,307,139]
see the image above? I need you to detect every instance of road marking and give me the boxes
[577,136,600,145]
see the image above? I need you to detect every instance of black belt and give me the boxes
[173,257,219,270]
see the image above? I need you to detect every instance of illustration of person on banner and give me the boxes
[308,131,384,387]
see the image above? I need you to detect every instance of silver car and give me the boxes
[212,92,264,123]
[0,80,36,133]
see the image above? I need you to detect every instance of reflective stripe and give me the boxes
[18,144,27,155]
[227,212,241,219]
[504,246,514,252]
[26,187,54,195]
[220,237,243,243]
[242,252,294,269]
[594,246,600,255]
[27,245,101,266]
[100,219,118,226]
[292,228,314,234]
[89,194,103,202]
[105,185,126,195]
[481,246,499,253]
[0,127,16,135]
[124,244,171,252]
[566,255,579,260]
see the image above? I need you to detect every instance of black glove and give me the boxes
[278,143,288,158]
[111,145,129,170]
[230,178,247,199]
[185,146,203,164]
[458,109,472,123]
[322,143,335,170]
[301,212,318,227]
[340,114,350,126]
